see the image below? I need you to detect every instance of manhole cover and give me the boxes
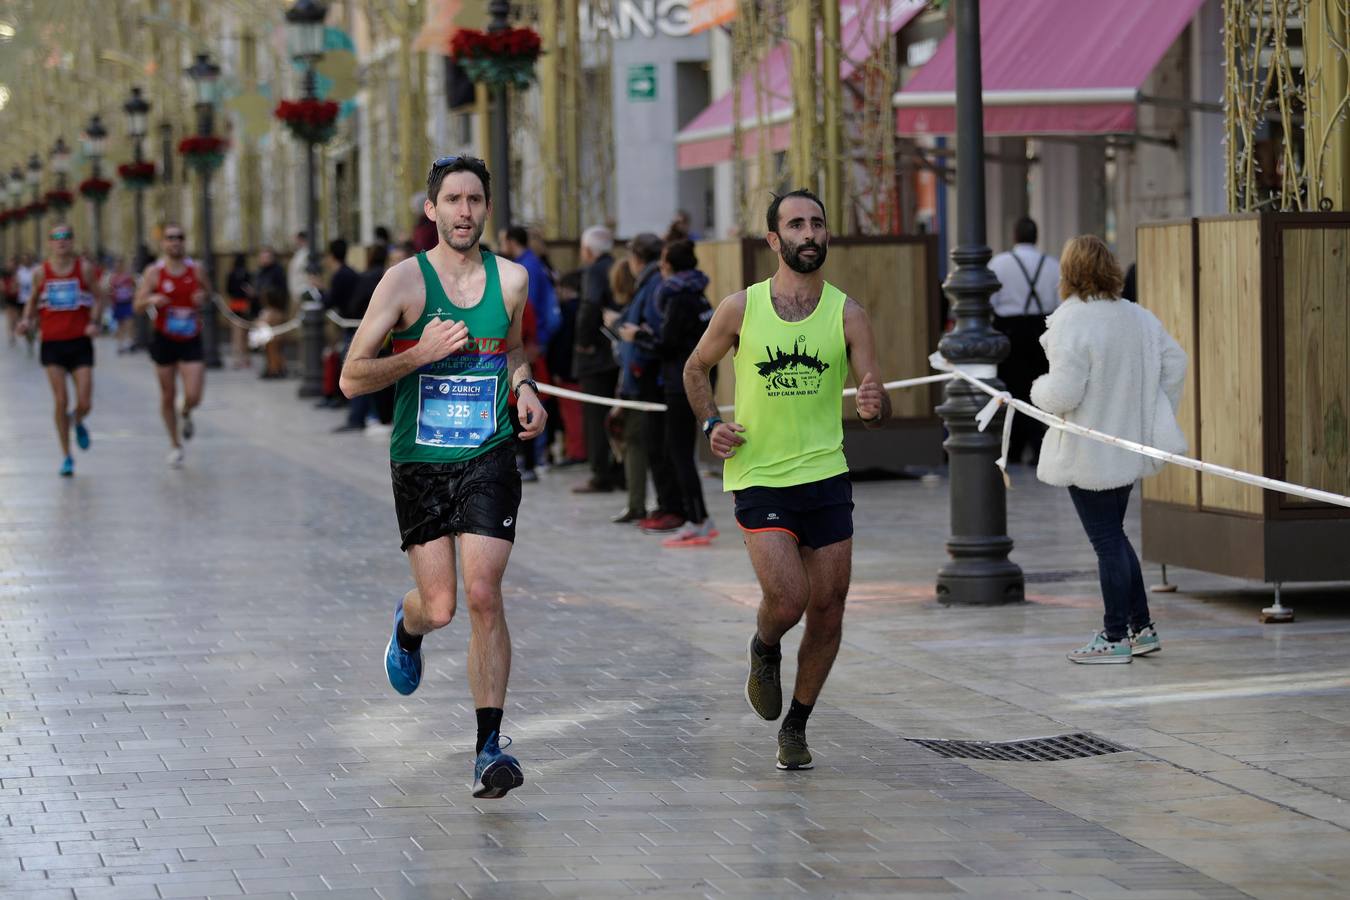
[908,732,1130,761]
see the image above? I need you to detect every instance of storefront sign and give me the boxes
[688,0,736,34]
[626,64,658,101]
[581,1,693,40]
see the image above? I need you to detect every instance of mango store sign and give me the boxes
[581,1,693,40]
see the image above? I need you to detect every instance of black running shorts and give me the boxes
[390,442,522,551]
[40,336,94,372]
[733,472,854,550]
[149,333,204,366]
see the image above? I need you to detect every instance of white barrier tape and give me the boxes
[209,292,254,330]
[534,382,668,412]
[952,369,1350,510]
[928,351,997,380]
[326,309,362,329]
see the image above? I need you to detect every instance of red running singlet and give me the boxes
[149,260,203,341]
[38,258,97,342]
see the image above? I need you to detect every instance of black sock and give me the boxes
[476,707,504,755]
[395,620,422,653]
[752,634,781,658]
[783,697,813,731]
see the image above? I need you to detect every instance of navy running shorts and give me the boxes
[390,441,522,551]
[149,333,204,366]
[40,336,94,372]
[733,472,854,550]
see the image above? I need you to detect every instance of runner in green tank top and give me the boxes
[683,189,891,772]
[339,157,546,800]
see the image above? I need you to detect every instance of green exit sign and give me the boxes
[627,64,657,102]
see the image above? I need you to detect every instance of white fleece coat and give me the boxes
[1031,297,1189,490]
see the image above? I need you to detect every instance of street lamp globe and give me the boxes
[9,166,23,200]
[185,52,222,109]
[285,0,329,61]
[26,153,40,186]
[84,114,108,161]
[124,86,149,140]
[50,137,71,176]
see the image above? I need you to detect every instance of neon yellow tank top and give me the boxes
[723,278,849,491]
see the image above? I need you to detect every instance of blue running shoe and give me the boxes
[472,732,524,799]
[383,600,423,695]
[74,422,90,451]
[59,456,74,478]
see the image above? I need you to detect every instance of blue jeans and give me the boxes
[1068,484,1150,641]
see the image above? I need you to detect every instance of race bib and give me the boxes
[44,279,81,311]
[415,374,497,449]
[164,306,199,337]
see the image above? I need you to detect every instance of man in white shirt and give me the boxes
[988,217,1060,465]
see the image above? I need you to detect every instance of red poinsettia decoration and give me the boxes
[27,200,48,217]
[274,98,340,144]
[79,177,113,201]
[450,27,542,87]
[177,135,229,173]
[44,189,74,210]
[117,161,156,187]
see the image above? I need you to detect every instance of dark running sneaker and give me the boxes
[744,635,782,720]
[472,731,524,799]
[777,722,813,770]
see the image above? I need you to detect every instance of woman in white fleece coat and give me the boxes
[1030,235,1188,665]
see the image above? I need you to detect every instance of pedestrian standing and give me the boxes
[1031,235,1188,664]
[225,252,256,368]
[572,225,621,493]
[989,216,1060,465]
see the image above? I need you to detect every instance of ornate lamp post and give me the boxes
[124,86,151,268]
[487,0,513,230]
[284,0,330,398]
[0,173,10,261]
[185,51,224,368]
[82,114,109,260]
[934,0,1024,606]
[8,167,24,257]
[27,152,41,254]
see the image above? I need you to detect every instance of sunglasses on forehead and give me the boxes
[432,155,460,168]
[50,230,73,240]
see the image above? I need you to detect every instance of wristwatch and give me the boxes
[515,378,539,397]
[702,416,723,438]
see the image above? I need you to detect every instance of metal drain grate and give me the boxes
[908,732,1130,762]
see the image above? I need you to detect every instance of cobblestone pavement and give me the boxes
[2,342,1348,899]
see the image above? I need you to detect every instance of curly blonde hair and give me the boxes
[1058,234,1124,300]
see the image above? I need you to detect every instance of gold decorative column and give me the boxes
[1305,0,1350,209]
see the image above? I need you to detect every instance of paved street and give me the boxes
[2,340,1349,900]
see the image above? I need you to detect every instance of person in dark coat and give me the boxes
[571,226,621,493]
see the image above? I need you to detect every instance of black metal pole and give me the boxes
[488,0,512,231]
[32,185,41,255]
[934,0,1024,606]
[132,137,151,349]
[298,63,325,398]
[91,158,104,260]
[198,102,222,369]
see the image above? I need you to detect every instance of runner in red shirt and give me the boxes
[134,224,207,468]
[17,223,105,477]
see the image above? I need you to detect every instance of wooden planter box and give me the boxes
[1137,214,1350,584]
[695,236,946,469]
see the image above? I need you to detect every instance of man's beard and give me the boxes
[438,215,485,251]
[780,237,827,274]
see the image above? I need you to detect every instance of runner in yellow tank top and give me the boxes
[683,189,892,771]
[338,156,546,800]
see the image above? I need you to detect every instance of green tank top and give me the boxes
[723,278,850,491]
[389,250,513,464]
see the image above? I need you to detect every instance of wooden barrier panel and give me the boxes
[1283,226,1350,501]
[1197,217,1265,515]
[1138,221,1199,508]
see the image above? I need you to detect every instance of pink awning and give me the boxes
[677,0,927,170]
[893,0,1206,137]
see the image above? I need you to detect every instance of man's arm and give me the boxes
[683,292,747,459]
[339,260,467,398]
[17,269,43,334]
[500,259,547,440]
[843,298,891,429]
[133,265,163,314]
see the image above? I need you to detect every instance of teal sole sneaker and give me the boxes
[1067,631,1132,664]
[75,422,90,451]
[472,732,524,799]
[384,600,423,695]
[1129,623,1161,656]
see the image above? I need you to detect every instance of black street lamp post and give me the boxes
[27,153,41,254]
[124,87,151,269]
[487,0,512,230]
[285,0,329,399]
[934,0,1024,606]
[9,167,25,257]
[84,114,108,260]
[186,51,223,369]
